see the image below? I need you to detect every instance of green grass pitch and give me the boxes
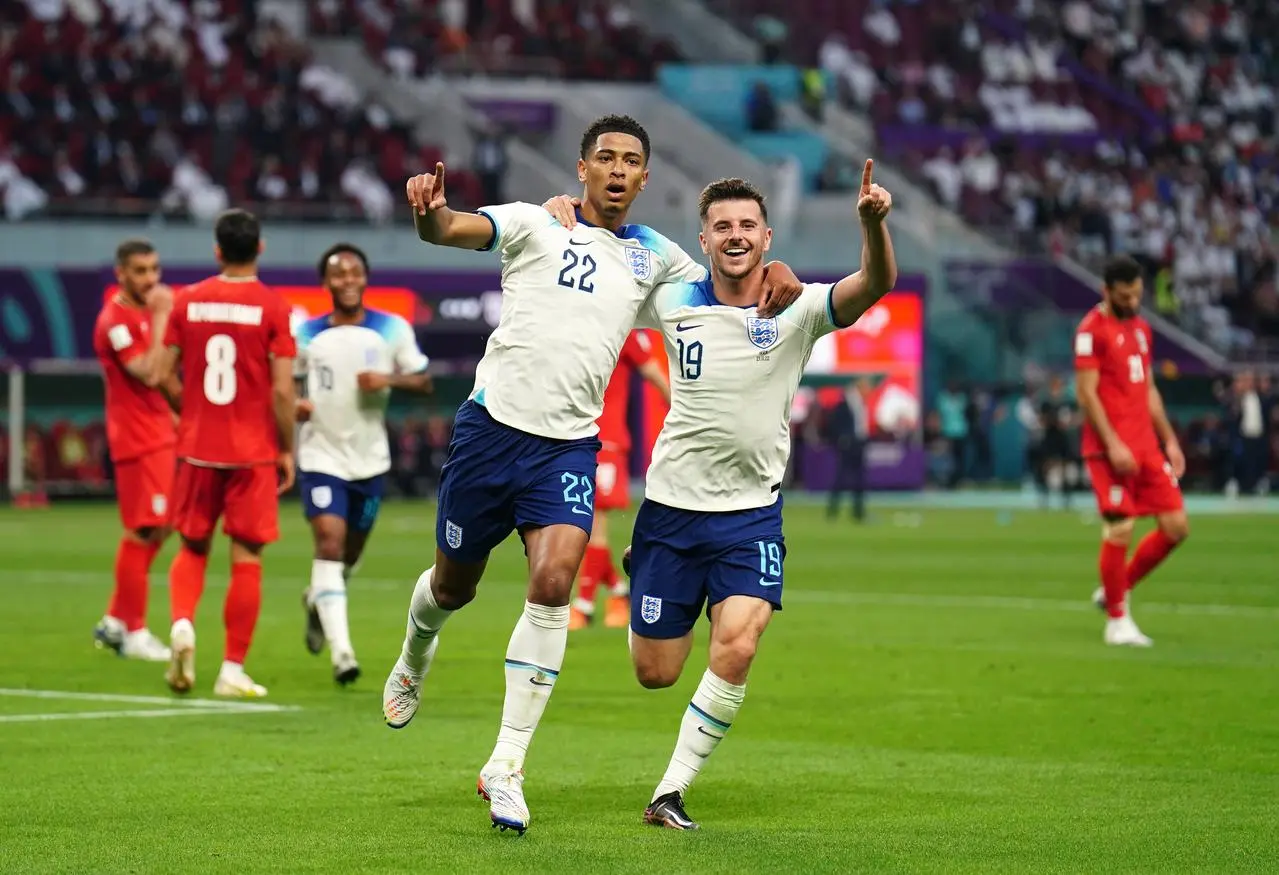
[1,501,1276,873]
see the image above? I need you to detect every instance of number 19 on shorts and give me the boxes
[204,334,237,405]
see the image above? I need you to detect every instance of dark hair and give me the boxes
[115,238,155,265]
[1102,254,1143,287]
[579,114,651,163]
[317,242,370,279]
[214,208,261,266]
[697,177,769,223]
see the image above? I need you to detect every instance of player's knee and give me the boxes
[527,557,577,607]
[709,635,758,684]
[1101,517,1135,544]
[313,532,344,561]
[1161,515,1190,543]
[180,536,211,556]
[634,659,679,690]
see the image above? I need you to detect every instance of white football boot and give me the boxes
[165,619,196,694]
[478,761,530,834]
[213,662,268,698]
[121,628,171,662]
[1104,614,1153,647]
[382,637,438,729]
[93,615,127,654]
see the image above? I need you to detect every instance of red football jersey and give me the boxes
[93,296,177,463]
[164,275,296,466]
[1074,306,1159,458]
[597,331,656,451]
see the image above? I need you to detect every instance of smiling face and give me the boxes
[323,250,367,316]
[578,131,648,223]
[700,198,772,281]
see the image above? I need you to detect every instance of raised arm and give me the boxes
[119,285,175,387]
[829,159,898,327]
[407,162,498,250]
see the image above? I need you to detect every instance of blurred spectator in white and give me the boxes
[923,147,962,210]
[863,1,900,49]
[53,150,85,198]
[0,149,48,220]
[342,160,394,224]
[819,35,877,108]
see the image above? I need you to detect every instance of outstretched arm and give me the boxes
[408,162,498,250]
[829,159,898,327]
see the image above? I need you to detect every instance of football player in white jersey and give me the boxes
[296,244,431,685]
[628,165,896,829]
[381,114,804,835]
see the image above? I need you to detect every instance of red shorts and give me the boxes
[1086,452,1184,519]
[114,447,176,531]
[171,461,280,545]
[595,448,630,511]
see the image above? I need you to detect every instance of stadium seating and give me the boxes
[713,0,1279,351]
[0,0,482,221]
[310,0,681,81]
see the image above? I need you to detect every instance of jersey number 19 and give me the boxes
[204,334,237,405]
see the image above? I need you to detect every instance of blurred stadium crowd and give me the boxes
[2,0,1276,501]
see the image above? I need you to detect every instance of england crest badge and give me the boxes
[445,520,463,549]
[624,246,652,280]
[746,316,779,350]
[640,595,662,624]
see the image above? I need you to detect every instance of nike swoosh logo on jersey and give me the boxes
[758,578,782,587]
[675,323,703,332]
[571,506,593,517]
[569,237,593,246]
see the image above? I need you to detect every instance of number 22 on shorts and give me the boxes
[560,472,594,517]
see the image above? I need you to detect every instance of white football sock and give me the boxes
[487,601,569,770]
[653,669,745,802]
[401,567,451,673]
[312,559,353,659]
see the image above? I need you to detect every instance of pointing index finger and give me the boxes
[861,159,874,194]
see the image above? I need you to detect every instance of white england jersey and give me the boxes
[640,280,844,512]
[295,308,429,481]
[470,202,706,440]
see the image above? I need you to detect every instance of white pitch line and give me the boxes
[0,688,293,710]
[0,689,299,725]
[0,706,295,724]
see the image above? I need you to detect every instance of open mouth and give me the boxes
[724,247,749,257]
[605,182,626,198]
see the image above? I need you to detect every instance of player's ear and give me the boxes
[213,244,223,265]
[577,157,587,184]
[258,240,266,257]
[762,227,772,253]
[699,230,709,255]
[640,167,649,191]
